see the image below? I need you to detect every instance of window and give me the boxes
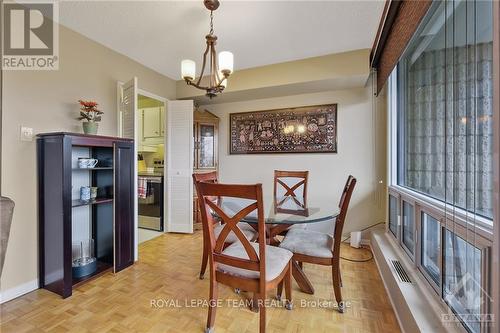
[388,194,398,237]
[402,201,415,256]
[397,0,494,220]
[387,1,494,332]
[443,230,482,333]
[421,212,441,286]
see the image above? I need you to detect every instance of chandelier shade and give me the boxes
[181,60,196,81]
[218,51,233,74]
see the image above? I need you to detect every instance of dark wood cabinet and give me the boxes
[37,132,134,298]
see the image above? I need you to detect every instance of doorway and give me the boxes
[136,92,167,244]
[118,78,194,262]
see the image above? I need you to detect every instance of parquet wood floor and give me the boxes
[0,232,400,333]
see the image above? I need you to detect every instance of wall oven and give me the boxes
[138,175,164,231]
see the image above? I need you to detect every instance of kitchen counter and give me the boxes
[138,172,164,178]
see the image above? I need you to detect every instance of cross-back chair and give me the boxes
[273,170,309,207]
[279,175,357,313]
[193,172,257,279]
[196,182,293,333]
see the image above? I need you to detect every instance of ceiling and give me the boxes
[59,1,385,80]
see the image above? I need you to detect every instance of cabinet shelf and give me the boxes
[72,197,113,208]
[72,167,113,171]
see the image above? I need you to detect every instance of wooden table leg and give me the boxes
[292,260,314,294]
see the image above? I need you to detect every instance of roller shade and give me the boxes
[370,0,432,94]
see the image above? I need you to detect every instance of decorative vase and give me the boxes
[82,121,98,135]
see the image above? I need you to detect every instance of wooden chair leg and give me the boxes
[199,237,208,280]
[332,265,344,313]
[258,293,266,333]
[291,260,314,294]
[284,263,293,310]
[276,281,283,300]
[250,293,259,313]
[206,279,218,332]
[338,270,343,288]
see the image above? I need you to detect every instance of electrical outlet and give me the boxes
[20,126,34,142]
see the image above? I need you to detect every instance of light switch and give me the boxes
[20,126,34,141]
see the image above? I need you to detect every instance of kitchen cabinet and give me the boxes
[138,107,165,151]
[193,109,219,230]
[142,107,161,139]
[37,132,134,298]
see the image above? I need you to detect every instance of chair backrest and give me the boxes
[193,171,218,184]
[193,171,219,206]
[274,170,309,205]
[196,182,266,282]
[332,175,357,260]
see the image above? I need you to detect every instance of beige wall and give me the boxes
[0,26,175,294]
[202,85,387,237]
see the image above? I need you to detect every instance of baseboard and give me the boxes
[0,279,38,304]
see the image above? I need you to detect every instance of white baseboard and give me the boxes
[0,279,38,304]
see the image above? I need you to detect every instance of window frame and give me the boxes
[441,225,492,333]
[387,189,400,239]
[400,195,416,261]
[418,206,443,294]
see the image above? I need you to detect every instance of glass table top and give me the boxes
[214,196,339,225]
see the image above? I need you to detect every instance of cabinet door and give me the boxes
[160,107,165,136]
[198,123,216,169]
[143,107,161,138]
[114,141,135,272]
[193,123,197,168]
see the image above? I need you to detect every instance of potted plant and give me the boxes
[78,100,103,135]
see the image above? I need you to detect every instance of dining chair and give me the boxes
[273,170,309,206]
[196,182,293,333]
[279,175,356,313]
[193,172,257,279]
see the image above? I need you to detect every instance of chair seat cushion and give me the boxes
[214,223,256,244]
[279,229,334,258]
[218,242,293,281]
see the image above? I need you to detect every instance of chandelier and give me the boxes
[181,0,233,99]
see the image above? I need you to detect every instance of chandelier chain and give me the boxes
[209,10,214,35]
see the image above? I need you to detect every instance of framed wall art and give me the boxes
[229,104,337,154]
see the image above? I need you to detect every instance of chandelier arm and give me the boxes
[186,80,211,91]
[212,43,224,86]
[211,44,217,88]
[187,80,224,91]
[195,42,211,86]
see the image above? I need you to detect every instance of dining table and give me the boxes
[214,195,340,295]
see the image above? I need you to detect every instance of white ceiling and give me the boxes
[60,1,384,80]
